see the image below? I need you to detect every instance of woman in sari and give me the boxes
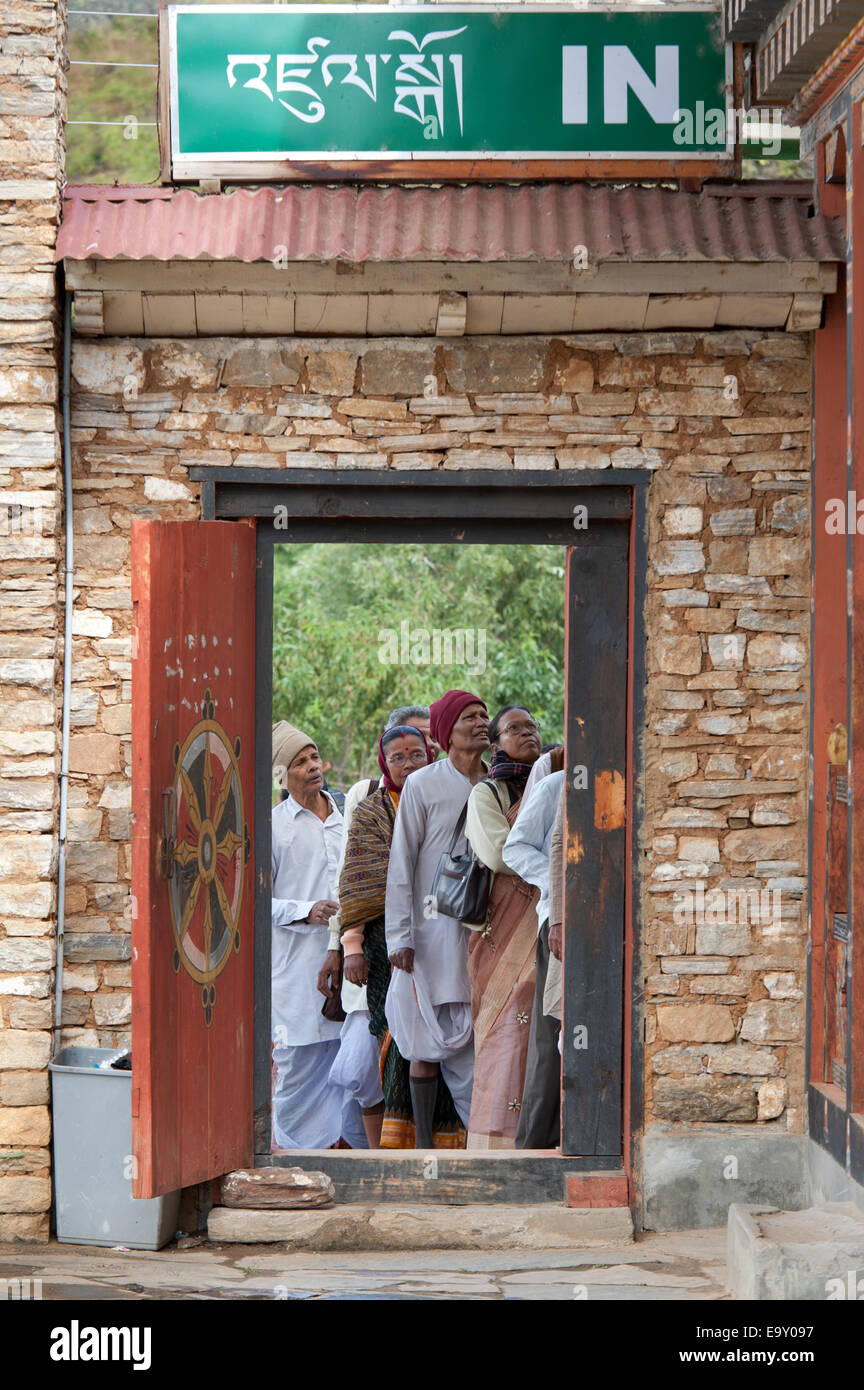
[337,725,466,1148]
[464,705,542,1148]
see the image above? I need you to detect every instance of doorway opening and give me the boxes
[269,540,565,1153]
[130,469,644,1209]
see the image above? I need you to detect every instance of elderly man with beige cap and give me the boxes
[271,720,365,1150]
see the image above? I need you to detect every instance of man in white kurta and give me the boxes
[271,721,365,1150]
[384,690,490,1143]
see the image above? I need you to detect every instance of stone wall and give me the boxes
[0,322,812,1234]
[0,1,66,1240]
[66,332,809,1098]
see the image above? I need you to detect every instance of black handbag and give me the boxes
[430,802,493,929]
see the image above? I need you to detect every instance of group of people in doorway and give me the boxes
[270,689,566,1151]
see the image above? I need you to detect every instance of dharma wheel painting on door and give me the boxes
[165,689,251,1025]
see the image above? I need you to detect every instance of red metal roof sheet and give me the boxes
[57,182,845,266]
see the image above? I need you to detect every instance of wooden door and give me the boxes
[562,526,629,1157]
[825,765,849,1095]
[131,520,256,1197]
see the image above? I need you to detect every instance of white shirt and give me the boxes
[385,757,476,1006]
[271,790,344,1046]
[327,776,376,1012]
[522,749,553,807]
[501,771,565,933]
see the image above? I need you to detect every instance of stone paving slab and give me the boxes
[209,1246,681,1271]
[499,1285,725,1302]
[0,1229,730,1301]
[498,1265,710,1287]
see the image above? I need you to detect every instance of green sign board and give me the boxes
[167,4,730,177]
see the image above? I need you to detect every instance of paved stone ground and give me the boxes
[0,1229,730,1300]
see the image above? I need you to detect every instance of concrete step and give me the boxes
[208,1202,634,1250]
[727,1201,864,1300]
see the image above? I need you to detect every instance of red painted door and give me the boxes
[131,520,256,1198]
[825,765,849,1095]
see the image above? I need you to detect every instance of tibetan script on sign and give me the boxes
[226,27,467,137]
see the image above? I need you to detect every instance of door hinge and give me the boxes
[156,787,176,881]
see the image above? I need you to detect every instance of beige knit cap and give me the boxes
[272,720,317,787]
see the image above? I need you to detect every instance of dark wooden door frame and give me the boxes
[195,467,648,1211]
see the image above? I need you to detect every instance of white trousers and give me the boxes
[385,969,474,1127]
[272,1040,367,1150]
[328,1010,384,1111]
[438,1042,475,1129]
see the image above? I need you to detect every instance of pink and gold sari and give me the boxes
[466,800,540,1149]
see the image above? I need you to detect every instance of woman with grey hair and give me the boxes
[386,705,439,760]
[321,704,435,987]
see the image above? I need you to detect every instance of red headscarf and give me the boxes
[429,689,487,752]
[377,724,434,793]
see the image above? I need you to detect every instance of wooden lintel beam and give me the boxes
[65,257,839,299]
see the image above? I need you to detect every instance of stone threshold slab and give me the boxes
[259,1151,623,1204]
[208,1203,634,1251]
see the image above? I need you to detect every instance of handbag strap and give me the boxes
[451,778,510,857]
[454,779,508,855]
[447,800,471,856]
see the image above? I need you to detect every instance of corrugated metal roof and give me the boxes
[57,182,845,266]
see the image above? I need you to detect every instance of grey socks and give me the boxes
[409,1074,438,1149]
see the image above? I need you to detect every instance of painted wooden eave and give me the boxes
[64,260,837,337]
[59,182,842,337]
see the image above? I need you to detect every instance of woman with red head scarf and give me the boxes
[334,725,465,1147]
[384,690,490,1148]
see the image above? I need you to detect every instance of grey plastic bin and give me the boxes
[49,1046,181,1250]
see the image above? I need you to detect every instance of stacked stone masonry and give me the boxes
[0,322,812,1235]
[0,0,67,1240]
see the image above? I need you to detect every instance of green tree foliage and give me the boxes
[272,543,565,787]
[67,9,160,184]
[67,0,287,185]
